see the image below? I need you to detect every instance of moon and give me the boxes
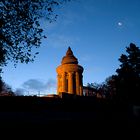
[118,22,122,26]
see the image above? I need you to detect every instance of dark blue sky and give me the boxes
[2,0,140,95]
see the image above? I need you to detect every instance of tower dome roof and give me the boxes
[61,47,78,65]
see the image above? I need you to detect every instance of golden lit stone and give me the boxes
[56,47,84,96]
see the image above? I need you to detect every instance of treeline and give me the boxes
[87,43,140,104]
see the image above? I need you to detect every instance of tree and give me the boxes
[86,82,106,98]
[0,0,70,73]
[116,43,140,103]
[89,76,117,99]
[87,43,140,102]
[0,77,15,96]
[102,75,118,99]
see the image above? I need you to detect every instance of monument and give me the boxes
[56,47,84,96]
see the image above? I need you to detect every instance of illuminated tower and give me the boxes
[56,47,84,96]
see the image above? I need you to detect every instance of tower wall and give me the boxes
[56,48,84,96]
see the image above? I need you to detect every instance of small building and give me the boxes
[83,86,97,97]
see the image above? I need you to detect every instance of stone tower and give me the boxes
[56,47,84,96]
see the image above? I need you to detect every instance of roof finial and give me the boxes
[66,46,73,56]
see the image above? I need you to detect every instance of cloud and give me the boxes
[47,33,79,49]
[23,79,46,91]
[14,88,25,96]
[22,79,56,93]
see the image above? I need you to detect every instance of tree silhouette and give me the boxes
[100,75,118,99]
[87,43,140,103]
[0,0,70,72]
[0,77,14,96]
[88,76,117,99]
[116,43,140,103]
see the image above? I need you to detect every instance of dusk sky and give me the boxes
[2,0,140,95]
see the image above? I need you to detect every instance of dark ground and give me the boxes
[0,95,140,132]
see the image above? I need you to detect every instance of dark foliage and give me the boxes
[116,43,140,103]
[97,75,118,99]
[87,76,117,99]
[0,77,15,96]
[88,43,140,104]
[0,0,70,71]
